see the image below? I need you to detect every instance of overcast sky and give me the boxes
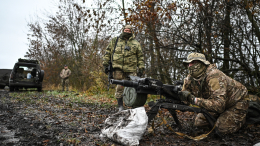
[0,0,133,69]
[0,0,57,69]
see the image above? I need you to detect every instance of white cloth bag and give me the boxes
[101,107,148,146]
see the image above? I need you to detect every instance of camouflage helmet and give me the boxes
[123,25,133,33]
[183,52,210,65]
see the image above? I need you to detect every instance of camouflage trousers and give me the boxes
[113,69,134,99]
[61,78,69,91]
[194,100,249,135]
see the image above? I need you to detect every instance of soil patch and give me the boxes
[0,90,260,146]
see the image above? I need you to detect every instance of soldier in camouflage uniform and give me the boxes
[178,52,249,135]
[60,65,71,91]
[103,25,145,111]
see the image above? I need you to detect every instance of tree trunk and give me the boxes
[222,0,231,75]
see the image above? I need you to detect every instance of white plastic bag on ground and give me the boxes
[100,107,148,146]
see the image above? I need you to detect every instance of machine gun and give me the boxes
[110,76,219,135]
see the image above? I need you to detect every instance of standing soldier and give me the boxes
[178,52,249,135]
[103,25,145,112]
[60,65,71,91]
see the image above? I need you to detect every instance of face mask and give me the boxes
[122,32,132,39]
[188,62,206,78]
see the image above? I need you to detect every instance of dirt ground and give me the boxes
[0,90,260,146]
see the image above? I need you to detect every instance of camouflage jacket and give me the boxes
[182,64,248,114]
[60,69,71,79]
[102,34,145,72]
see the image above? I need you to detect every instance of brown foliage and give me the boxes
[26,0,260,94]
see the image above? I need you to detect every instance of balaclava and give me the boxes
[122,25,133,39]
[188,61,207,79]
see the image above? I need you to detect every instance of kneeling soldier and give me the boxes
[179,52,248,135]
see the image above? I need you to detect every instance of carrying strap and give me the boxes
[111,37,119,63]
[151,110,216,141]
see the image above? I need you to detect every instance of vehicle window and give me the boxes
[15,65,38,79]
[17,66,36,72]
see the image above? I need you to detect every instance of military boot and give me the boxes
[116,98,124,112]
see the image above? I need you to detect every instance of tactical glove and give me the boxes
[178,91,195,104]
[137,68,144,77]
[103,65,109,74]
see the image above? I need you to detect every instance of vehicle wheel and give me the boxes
[37,87,42,92]
[9,86,14,92]
[39,70,44,82]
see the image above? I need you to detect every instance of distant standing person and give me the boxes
[60,65,71,91]
[103,25,145,111]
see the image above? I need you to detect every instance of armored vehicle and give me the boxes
[9,58,44,91]
[0,69,12,89]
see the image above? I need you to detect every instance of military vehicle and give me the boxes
[9,58,44,91]
[0,69,12,89]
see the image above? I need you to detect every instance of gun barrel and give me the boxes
[110,79,139,88]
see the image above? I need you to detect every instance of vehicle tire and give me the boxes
[123,87,147,107]
[37,87,42,92]
[39,70,44,82]
[9,86,14,92]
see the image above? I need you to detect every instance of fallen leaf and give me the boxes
[43,139,50,143]
[148,126,154,134]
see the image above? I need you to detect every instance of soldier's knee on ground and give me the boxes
[215,120,244,135]
[216,118,246,135]
[215,104,247,135]
[194,113,210,127]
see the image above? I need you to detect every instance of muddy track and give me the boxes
[0,90,117,146]
[0,90,260,146]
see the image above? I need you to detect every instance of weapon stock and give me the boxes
[107,60,113,91]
